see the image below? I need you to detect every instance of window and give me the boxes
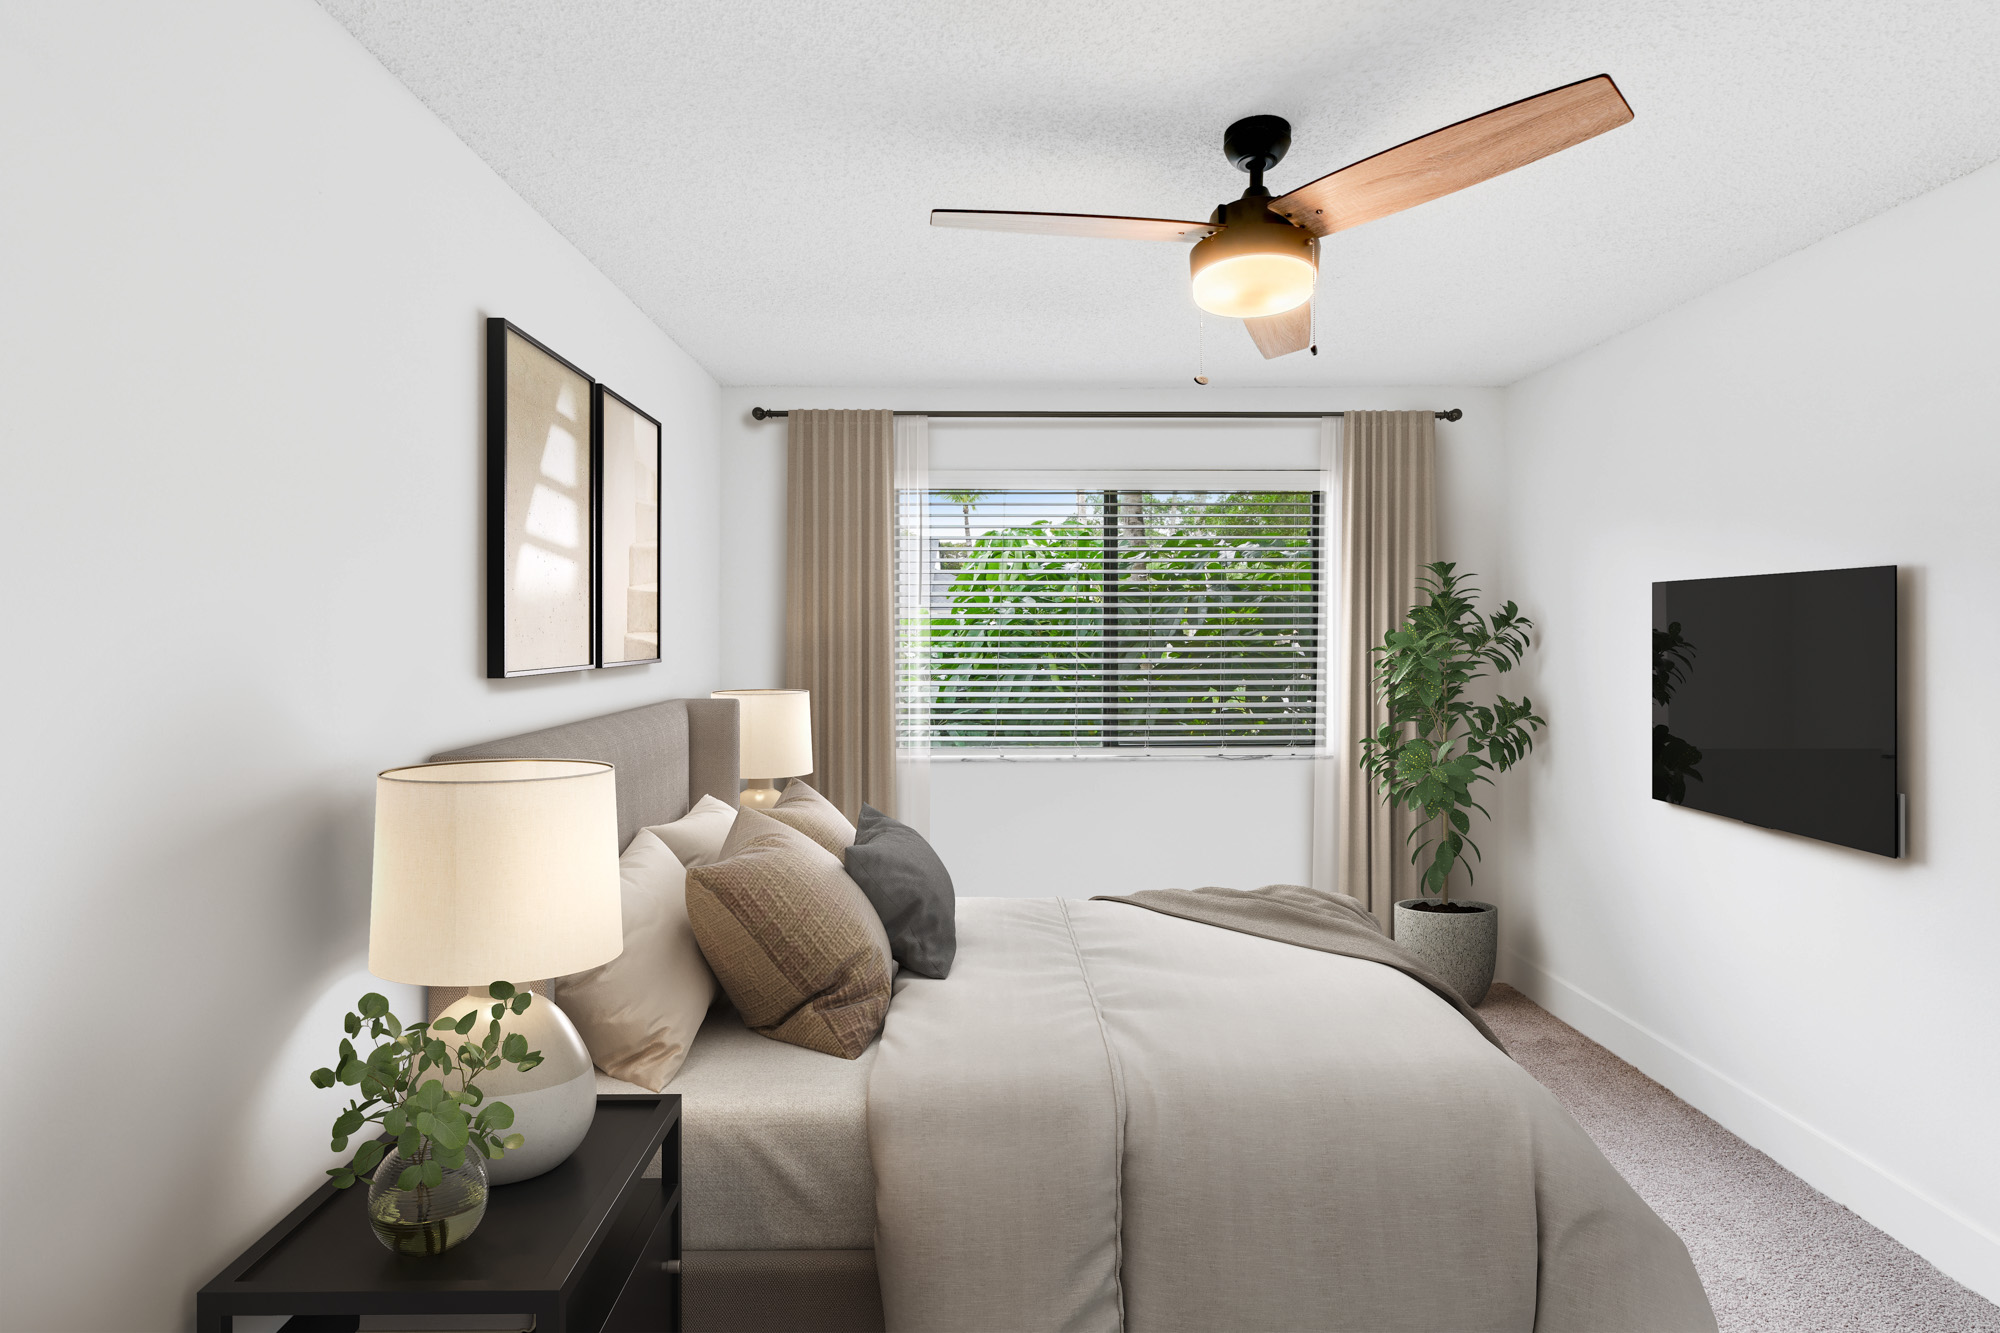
[898,488,1323,752]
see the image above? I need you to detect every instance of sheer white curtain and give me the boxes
[892,415,932,834]
[1309,415,1341,891]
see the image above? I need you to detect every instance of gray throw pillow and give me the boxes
[844,804,956,979]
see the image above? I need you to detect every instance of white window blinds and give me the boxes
[898,488,1323,751]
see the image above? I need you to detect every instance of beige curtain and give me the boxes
[786,409,896,822]
[1335,411,1437,935]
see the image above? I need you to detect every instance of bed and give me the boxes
[434,699,1715,1333]
[432,699,886,1330]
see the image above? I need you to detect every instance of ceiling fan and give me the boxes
[931,74,1633,359]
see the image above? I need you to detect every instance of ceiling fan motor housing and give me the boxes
[1190,192,1317,318]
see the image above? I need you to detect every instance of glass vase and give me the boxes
[366,1146,489,1256]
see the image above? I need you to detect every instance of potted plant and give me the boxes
[1359,562,1545,1005]
[311,981,544,1256]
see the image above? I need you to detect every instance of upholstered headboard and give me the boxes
[422,696,739,1017]
[429,696,740,849]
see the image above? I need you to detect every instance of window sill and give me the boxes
[912,748,1323,764]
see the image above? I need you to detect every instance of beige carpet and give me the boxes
[1480,984,1998,1333]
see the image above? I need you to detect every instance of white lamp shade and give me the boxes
[369,759,624,986]
[711,689,813,780]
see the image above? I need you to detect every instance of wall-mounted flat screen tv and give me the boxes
[1653,565,1898,857]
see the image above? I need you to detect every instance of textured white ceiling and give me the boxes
[316,0,2000,387]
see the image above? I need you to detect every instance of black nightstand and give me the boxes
[197,1094,681,1333]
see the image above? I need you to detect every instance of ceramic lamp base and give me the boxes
[738,779,783,811]
[433,987,597,1186]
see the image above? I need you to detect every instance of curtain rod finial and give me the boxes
[751,406,773,420]
[1437,408,1463,422]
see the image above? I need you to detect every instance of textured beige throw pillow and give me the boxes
[765,779,858,858]
[557,829,717,1090]
[685,809,891,1059]
[645,792,738,868]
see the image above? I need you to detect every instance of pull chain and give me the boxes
[1194,311,1209,385]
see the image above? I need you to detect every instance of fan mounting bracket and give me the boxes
[1223,115,1292,179]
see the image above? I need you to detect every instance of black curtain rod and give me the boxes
[749,407,1463,422]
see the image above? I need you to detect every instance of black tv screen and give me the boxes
[1653,565,1898,857]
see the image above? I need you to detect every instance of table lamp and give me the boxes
[370,758,623,1185]
[710,689,813,811]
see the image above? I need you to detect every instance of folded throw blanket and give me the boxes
[1092,883,1504,1050]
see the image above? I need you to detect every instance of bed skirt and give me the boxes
[683,1249,885,1333]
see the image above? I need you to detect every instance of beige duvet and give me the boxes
[868,897,1715,1333]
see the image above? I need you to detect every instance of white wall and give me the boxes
[0,5,721,1329]
[1494,158,2000,1300]
[720,385,1505,896]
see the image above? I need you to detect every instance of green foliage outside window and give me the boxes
[912,491,1320,748]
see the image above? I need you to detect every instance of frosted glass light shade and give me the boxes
[711,689,813,780]
[369,759,624,985]
[1188,205,1318,318]
[1190,252,1316,318]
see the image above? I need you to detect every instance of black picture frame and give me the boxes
[486,318,597,678]
[592,383,664,668]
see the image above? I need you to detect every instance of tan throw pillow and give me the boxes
[765,779,857,858]
[715,807,894,971]
[557,829,718,1090]
[685,809,891,1059]
[645,793,738,868]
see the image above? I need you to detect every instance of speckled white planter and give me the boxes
[1393,899,1497,1006]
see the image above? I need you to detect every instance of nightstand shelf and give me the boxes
[198,1094,681,1333]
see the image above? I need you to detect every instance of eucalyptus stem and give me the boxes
[311,982,545,1194]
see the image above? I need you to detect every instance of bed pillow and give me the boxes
[556,828,718,1090]
[844,804,957,979]
[714,805,895,976]
[764,779,857,858]
[645,792,738,868]
[684,808,891,1059]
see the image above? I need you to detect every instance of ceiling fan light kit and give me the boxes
[1191,113,1316,319]
[1188,192,1317,318]
[931,74,1633,361]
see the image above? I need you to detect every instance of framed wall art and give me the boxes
[593,385,663,668]
[487,318,596,678]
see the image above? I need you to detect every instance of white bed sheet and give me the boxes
[596,1001,876,1251]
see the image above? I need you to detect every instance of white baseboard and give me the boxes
[1502,949,2000,1305]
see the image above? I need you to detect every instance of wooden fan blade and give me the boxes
[1244,302,1312,359]
[1244,238,1317,359]
[1271,74,1633,238]
[930,210,1217,242]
